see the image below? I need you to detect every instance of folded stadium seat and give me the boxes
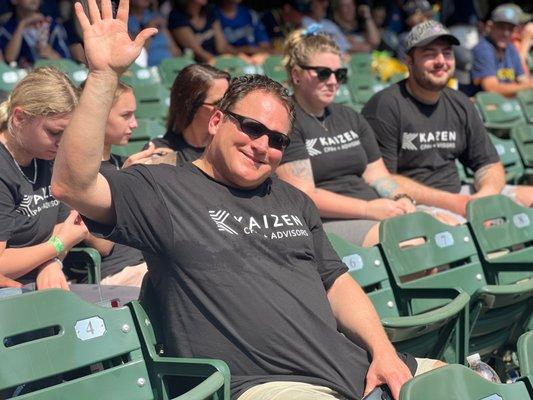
[399,364,532,400]
[456,134,525,184]
[121,63,162,88]
[111,140,146,158]
[0,62,26,92]
[511,123,533,183]
[0,289,230,399]
[517,89,533,124]
[262,55,288,85]
[214,55,257,77]
[475,92,525,134]
[518,331,533,377]
[34,58,88,86]
[131,118,166,142]
[63,246,102,284]
[348,73,386,109]
[328,233,469,362]
[158,56,195,89]
[349,53,373,75]
[379,212,533,364]
[133,83,170,122]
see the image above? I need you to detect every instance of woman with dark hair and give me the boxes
[150,64,230,163]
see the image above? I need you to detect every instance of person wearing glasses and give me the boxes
[146,64,230,165]
[51,1,444,399]
[276,30,416,247]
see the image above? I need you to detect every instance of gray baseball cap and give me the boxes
[405,20,460,53]
[491,4,530,25]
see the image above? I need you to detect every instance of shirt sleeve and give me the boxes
[510,44,525,79]
[361,97,400,173]
[49,21,71,59]
[302,193,347,290]
[168,9,187,31]
[471,42,498,80]
[0,181,15,242]
[353,110,382,164]
[250,10,269,45]
[280,118,311,165]
[82,165,174,256]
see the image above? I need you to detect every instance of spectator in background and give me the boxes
[62,5,85,64]
[0,0,70,67]
[149,64,229,164]
[331,0,380,53]
[396,0,434,61]
[261,0,303,53]
[169,0,230,63]
[215,0,271,63]
[371,0,400,54]
[129,0,181,66]
[471,3,532,97]
[511,13,532,80]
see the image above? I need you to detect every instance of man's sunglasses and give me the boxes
[224,110,291,151]
[298,65,348,84]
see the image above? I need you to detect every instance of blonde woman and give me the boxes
[0,68,88,288]
[276,30,416,246]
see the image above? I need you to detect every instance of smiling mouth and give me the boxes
[242,151,266,165]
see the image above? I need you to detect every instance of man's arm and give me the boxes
[327,273,412,399]
[472,162,505,198]
[476,75,533,97]
[51,0,156,224]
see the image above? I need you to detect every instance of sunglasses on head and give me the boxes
[224,110,291,151]
[298,65,348,84]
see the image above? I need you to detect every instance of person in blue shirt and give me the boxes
[0,0,70,67]
[471,4,532,97]
[129,0,181,66]
[215,0,271,62]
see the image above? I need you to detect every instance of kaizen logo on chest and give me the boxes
[402,130,457,151]
[305,130,361,157]
[16,186,59,217]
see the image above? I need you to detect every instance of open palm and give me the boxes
[75,0,157,75]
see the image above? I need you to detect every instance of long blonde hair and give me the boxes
[0,67,79,135]
[283,29,341,85]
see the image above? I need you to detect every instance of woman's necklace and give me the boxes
[15,158,37,185]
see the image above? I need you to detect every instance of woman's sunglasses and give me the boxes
[298,65,348,84]
[224,110,291,151]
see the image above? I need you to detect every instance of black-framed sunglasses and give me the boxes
[224,110,291,151]
[298,65,348,84]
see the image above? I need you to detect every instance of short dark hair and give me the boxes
[217,74,294,127]
[167,64,230,133]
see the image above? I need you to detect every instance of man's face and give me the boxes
[208,91,291,190]
[488,21,516,50]
[12,0,40,12]
[407,38,455,92]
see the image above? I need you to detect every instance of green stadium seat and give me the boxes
[132,118,166,142]
[349,53,373,75]
[158,56,194,88]
[63,246,102,284]
[0,289,230,399]
[456,134,524,184]
[0,62,26,92]
[121,63,162,88]
[511,123,533,182]
[328,234,469,361]
[518,89,533,124]
[262,55,288,84]
[518,331,533,377]
[335,84,353,105]
[214,56,257,76]
[133,83,169,122]
[475,92,525,132]
[34,59,88,86]
[112,140,146,157]
[399,364,532,400]
[348,73,386,106]
[380,212,533,363]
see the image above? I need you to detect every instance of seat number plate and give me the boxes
[75,316,106,341]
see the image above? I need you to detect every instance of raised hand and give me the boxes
[74,0,157,75]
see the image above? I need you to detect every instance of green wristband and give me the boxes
[48,235,65,255]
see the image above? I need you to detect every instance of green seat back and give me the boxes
[399,364,531,400]
[132,118,166,142]
[475,92,525,130]
[112,140,147,157]
[349,53,372,74]
[348,74,385,105]
[0,289,154,399]
[518,331,533,376]
[517,88,533,124]
[34,59,88,86]
[335,84,353,106]
[122,64,162,88]
[214,56,256,77]
[63,247,102,284]
[158,57,194,88]
[262,55,287,84]
[0,62,25,92]
[134,83,170,121]
[467,195,533,284]
[511,122,533,170]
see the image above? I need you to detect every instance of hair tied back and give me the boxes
[302,23,322,37]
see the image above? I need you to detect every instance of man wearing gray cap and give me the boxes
[362,20,533,220]
[471,3,533,97]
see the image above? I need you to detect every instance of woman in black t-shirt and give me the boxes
[0,68,88,287]
[148,64,229,164]
[276,30,415,246]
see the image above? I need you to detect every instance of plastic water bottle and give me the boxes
[467,353,501,383]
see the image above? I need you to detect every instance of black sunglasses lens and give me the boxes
[335,68,348,83]
[315,68,332,81]
[268,134,286,150]
[241,119,264,139]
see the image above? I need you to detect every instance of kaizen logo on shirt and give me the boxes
[305,130,361,157]
[401,131,457,151]
[208,210,309,240]
[16,185,59,217]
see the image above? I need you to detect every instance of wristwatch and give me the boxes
[393,193,416,205]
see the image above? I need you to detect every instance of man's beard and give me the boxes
[411,66,454,92]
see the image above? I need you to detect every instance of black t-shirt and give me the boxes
[168,8,218,56]
[281,102,381,200]
[362,80,499,193]
[0,143,68,279]
[85,162,416,399]
[150,131,205,163]
[95,155,144,278]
